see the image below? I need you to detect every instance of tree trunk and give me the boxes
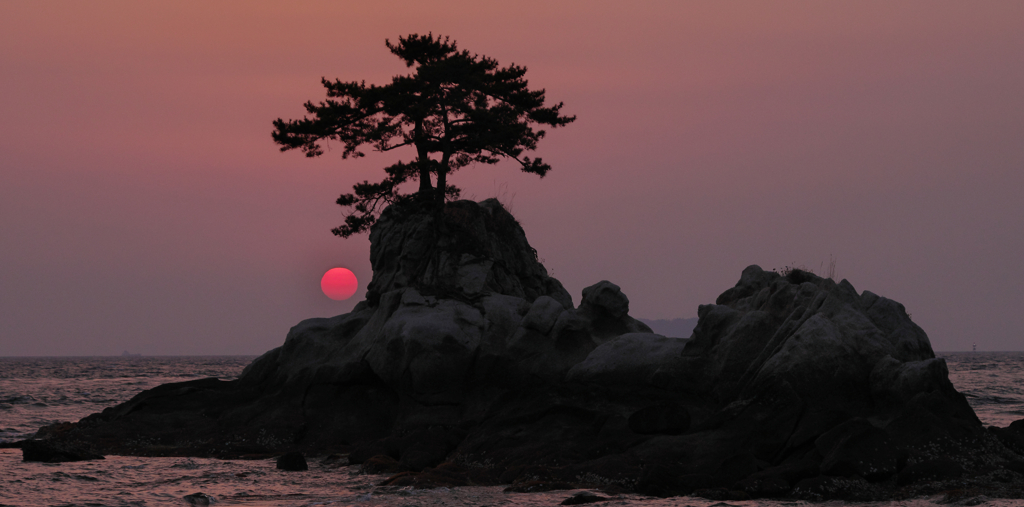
[417,159,432,198]
[435,167,447,207]
[414,120,433,200]
[436,151,451,207]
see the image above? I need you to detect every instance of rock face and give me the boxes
[46,199,1024,500]
[365,198,572,309]
[276,451,308,471]
[21,439,103,462]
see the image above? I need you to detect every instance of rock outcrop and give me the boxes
[276,451,308,471]
[36,198,1024,501]
[21,439,104,462]
[365,198,572,308]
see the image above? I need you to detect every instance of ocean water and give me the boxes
[942,352,1024,428]
[0,352,1021,506]
[0,356,255,445]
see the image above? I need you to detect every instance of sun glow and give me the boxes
[320,268,358,301]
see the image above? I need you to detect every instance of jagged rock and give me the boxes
[736,458,819,497]
[33,421,75,439]
[380,466,472,488]
[21,439,103,462]
[897,458,964,486]
[361,454,407,474]
[990,419,1024,456]
[627,403,690,435]
[560,491,609,505]
[581,281,628,319]
[522,296,565,334]
[566,333,688,388]
[1001,460,1024,475]
[400,443,447,471]
[870,355,956,405]
[578,281,651,339]
[348,442,391,465]
[183,492,214,506]
[321,453,347,467]
[367,296,485,402]
[39,201,1018,502]
[791,475,881,502]
[276,451,307,471]
[393,427,463,471]
[365,199,571,308]
[815,418,904,482]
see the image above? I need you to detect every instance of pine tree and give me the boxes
[272,34,575,237]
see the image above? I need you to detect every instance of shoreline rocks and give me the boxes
[276,451,308,471]
[21,439,104,462]
[32,199,1024,501]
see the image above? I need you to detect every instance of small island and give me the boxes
[29,196,1024,502]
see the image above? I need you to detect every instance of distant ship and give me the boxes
[973,342,977,352]
[121,350,142,357]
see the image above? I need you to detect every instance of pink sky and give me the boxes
[2,1,1022,355]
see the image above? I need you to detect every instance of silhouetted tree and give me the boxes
[272,33,575,237]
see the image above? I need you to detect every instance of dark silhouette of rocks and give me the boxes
[627,403,690,435]
[183,492,214,506]
[896,457,964,486]
[360,454,407,475]
[276,451,308,471]
[991,419,1024,455]
[560,491,610,504]
[364,199,573,309]
[42,199,1024,501]
[21,439,103,462]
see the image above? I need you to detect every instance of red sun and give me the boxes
[320,267,358,301]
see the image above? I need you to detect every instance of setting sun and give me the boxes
[320,267,358,300]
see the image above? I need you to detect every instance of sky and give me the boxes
[2,1,1022,355]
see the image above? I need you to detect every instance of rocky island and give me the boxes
[30,198,1024,501]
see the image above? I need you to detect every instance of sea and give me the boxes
[1,352,1022,507]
